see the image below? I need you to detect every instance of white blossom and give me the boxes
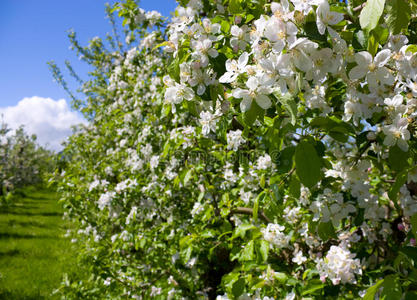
[317,245,362,285]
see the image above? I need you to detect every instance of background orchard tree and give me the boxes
[0,121,56,202]
[52,0,417,299]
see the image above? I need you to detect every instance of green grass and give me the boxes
[0,187,79,299]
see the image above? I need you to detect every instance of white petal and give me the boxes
[375,49,391,67]
[183,87,194,101]
[376,67,395,85]
[286,22,298,35]
[197,84,205,95]
[281,0,289,11]
[383,134,396,147]
[233,88,248,99]
[271,2,280,13]
[240,97,252,112]
[392,94,404,107]
[219,72,237,83]
[225,59,235,72]
[256,94,272,109]
[328,12,344,25]
[401,129,410,140]
[203,39,212,49]
[238,52,249,68]
[292,50,313,72]
[397,139,409,152]
[272,40,286,53]
[316,19,326,35]
[277,78,288,94]
[208,49,218,58]
[397,117,409,127]
[230,25,241,37]
[259,58,274,73]
[366,72,378,87]
[355,51,372,66]
[246,77,259,91]
[211,23,221,34]
[349,66,367,80]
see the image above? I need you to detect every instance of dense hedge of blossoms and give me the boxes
[0,122,55,202]
[53,0,417,298]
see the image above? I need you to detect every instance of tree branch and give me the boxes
[353,3,366,12]
[230,207,272,223]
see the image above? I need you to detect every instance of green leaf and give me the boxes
[353,30,368,50]
[407,45,417,53]
[359,0,386,32]
[388,170,408,201]
[273,272,287,283]
[275,92,297,125]
[270,183,282,203]
[234,224,256,239]
[386,0,411,34]
[301,279,325,296]
[264,116,274,127]
[275,146,295,174]
[243,101,264,126]
[400,246,417,263]
[167,56,180,82]
[183,169,193,185]
[295,141,322,188]
[289,175,301,199]
[151,41,169,52]
[232,278,245,298]
[303,21,327,42]
[411,214,417,238]
[381,275,402,300]
[253,192,259,222]
[229,0,241,14]
[367,33,379,57]
[363,279,384,300]
[258,240,269,262]
[317,222,336,240]
[405,291,417,300]
[372,26,389,45]
[388,145,410,172]
[310,116,354,142]
[240,240,254,261]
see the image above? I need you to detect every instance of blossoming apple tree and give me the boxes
[0,122,55,201]
[53,0,417,298]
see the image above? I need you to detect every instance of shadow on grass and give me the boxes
[7,220,52,229]
[0,211,62,217]
[0,249,21,257]
[0,290,49,300]
[0,233,58,240]
[23,197,52,202]
[0,205,42,211]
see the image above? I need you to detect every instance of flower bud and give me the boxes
[366,131,376,141]
[397,223,405,231]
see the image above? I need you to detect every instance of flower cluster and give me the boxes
[317,245,362,285]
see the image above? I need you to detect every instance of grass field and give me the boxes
[0,187,78,299]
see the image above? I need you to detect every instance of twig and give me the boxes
[353,3,366,12]
[278,167,296,187]
[230,207,272,223]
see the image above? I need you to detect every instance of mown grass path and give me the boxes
[0,187,78,299]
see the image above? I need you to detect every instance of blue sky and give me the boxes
[0,0,177,150]
[0,0,177,107]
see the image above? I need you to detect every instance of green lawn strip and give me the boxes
[0,187,79,299]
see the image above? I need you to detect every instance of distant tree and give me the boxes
[0,121,56,202]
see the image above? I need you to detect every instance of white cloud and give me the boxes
[0,96,87,151]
